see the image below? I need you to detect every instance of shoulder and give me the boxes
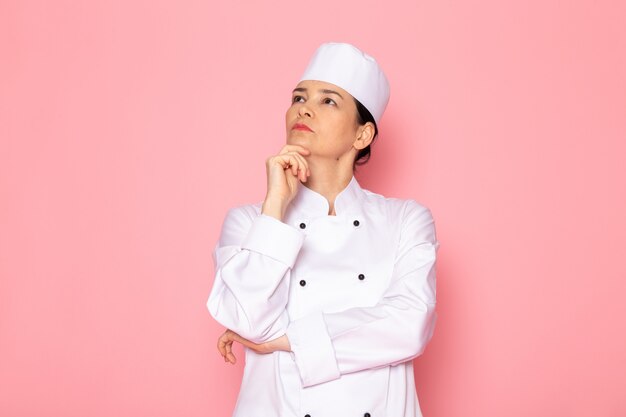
[361,188,438,247]
[361,188,434,223]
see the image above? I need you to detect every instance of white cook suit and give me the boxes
[207,175,439,417]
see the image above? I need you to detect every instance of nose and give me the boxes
[298,103,313,118]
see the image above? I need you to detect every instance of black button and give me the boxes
[299,222,306,229]
[353,219,360,226]
[364,413,371,417]
[358,273,365,280]
[305,415,311,417]
[299,280,306,287]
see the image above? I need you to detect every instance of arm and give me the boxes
[207,206,305,344]
[285,200,439,387]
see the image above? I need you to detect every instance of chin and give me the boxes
[287,135,309,144]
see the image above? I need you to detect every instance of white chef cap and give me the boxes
[298,42,390,124]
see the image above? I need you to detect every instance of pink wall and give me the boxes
[1,0,625,416]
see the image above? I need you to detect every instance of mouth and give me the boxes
[292,123,313,132]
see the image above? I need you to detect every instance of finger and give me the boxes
[280,144,309,154]
[290,151,310,177]
[280,144,311,155]
[276,154,298,175]
[290,153,307,182]
[288,151,309,178]
[275,154,300,177]
[289,152,309,181]
[225,342,236,364]
[218,329,235,354]
[281,151,306,181]
[223,340,235,364]
[217,334,228,357]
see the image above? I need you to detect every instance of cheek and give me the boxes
[318,121,355,152]
[332,113,358,140]
[285,107,295,125]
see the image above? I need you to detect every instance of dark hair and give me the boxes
[353,98,378,169]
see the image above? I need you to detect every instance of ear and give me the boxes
[353,122,375,150]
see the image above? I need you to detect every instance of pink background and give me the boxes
[1,0,625,416]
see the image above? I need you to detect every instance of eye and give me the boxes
[323,97,337,106]
[292,95,305,104]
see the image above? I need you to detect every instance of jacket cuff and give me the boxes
[241,213,305,268]
[286,311,340,387]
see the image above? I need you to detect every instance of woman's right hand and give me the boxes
[262,145,310,220]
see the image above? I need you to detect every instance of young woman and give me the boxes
[207,42,440,417]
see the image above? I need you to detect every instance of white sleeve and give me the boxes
[285,200,439,387]
[207,206,305,344]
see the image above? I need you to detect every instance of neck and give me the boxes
[302,155,354,215]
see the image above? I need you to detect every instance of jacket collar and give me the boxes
[290,175,365,217]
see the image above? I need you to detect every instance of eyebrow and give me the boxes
[292,87,344,99]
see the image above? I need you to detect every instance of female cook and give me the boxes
[207,42,440,417]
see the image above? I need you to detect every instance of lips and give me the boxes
[292,123,313,132]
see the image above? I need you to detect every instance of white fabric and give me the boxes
[207,176,439,417]
[298,42,390,124]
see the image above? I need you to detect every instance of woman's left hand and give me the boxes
[217,329,291,364]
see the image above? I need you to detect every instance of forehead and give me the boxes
[293,79,352,99]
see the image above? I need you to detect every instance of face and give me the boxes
[285,80,373,161]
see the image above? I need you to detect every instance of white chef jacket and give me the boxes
[207,175,439,417]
